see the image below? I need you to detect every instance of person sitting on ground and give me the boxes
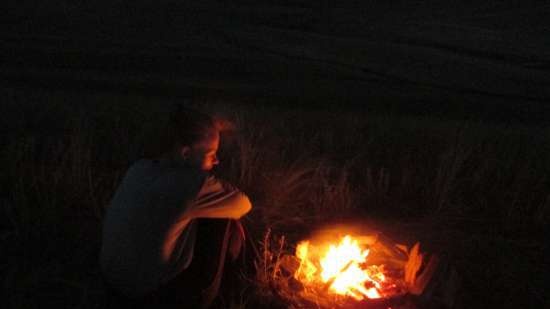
[100,105,252,308]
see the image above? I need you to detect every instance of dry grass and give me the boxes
[1,88,548,308]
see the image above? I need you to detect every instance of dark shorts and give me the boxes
[103,219,239,309]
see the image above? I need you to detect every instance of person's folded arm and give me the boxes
[187,175,252,220]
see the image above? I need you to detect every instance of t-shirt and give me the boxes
[99,159,252,297]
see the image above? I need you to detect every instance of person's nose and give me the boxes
[212,155,219,166]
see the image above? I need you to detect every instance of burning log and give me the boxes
[266,227,457,309]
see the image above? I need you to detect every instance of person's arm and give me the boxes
[187,175,252,219]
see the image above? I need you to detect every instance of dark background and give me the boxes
[2,0,550,124]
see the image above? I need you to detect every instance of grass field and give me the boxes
[1,85,547,308]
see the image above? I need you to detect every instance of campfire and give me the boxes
[294,235,404,301]
[261,226,440,308]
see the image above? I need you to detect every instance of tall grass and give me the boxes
[1,88,548,308]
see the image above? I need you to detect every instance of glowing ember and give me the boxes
[294,235,393,301]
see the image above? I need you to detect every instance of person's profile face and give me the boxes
[182,131,220,171]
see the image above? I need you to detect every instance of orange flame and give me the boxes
[294,235,387,300]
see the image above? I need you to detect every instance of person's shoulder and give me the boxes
[126,159,158,174]
[147,161,206,192]
[126,158,152,168]
[119,159,172,185]
[133,158,158,168]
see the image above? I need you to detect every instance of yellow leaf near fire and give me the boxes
[295,240,317,282]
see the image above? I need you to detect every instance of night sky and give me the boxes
[2,1,549,123]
